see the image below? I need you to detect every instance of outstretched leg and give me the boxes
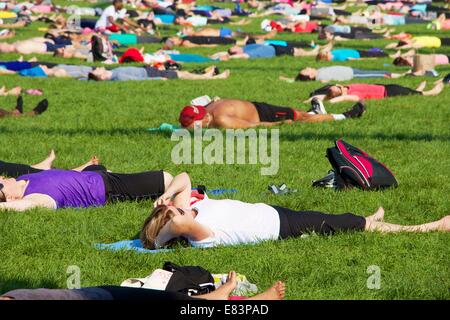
[72,156,100,172]
[246,281,285,300]
[365,208,450,233]
[31,149,56,170]
[294,101,365,123]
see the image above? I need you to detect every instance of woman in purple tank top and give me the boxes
[0,164,173,211]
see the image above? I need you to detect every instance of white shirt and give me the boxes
[190,199,280,248]
[95,5,127,29]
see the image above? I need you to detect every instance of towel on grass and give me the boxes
[95,239,173,254]
[169,54,218,63]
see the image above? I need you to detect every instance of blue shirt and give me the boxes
[331,49,360,62]
[110,67,148,81]
[243,44,276,59]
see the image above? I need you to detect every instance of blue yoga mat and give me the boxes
[170,54,218,63]
[95,239,173,254]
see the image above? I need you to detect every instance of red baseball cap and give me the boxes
[179,105,207,127]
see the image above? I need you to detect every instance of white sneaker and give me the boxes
[308,97,327,115]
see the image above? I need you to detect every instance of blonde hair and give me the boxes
[140,205,176,249]
[316,51,329,62]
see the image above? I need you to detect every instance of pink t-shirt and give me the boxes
[435,54,449,65]
[442,20,450,30]
[347,84,386,100]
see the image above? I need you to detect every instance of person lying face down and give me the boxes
[0,166,174,212]
[178,98,366,129]
[139,173,450,250]
[87,66,230,81]
[309,81,445,104]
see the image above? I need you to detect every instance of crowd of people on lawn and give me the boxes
[0,0,449,301]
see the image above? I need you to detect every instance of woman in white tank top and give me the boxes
[139,173,450,250]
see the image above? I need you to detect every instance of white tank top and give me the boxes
[189,199,280,248]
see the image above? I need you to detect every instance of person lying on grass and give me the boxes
[0,165,175,211]
[0,271,285,300]
[162,29,278,49]
[282,66,404,83]
[178,98,365,129]
[139,172,450,250]
[0,96,48,119]
[316,48,388,62]
[0,150,103,177]
[385,36,450,50]
[210,42,320,61]
[87,65,230,81]
[306,80,445,104]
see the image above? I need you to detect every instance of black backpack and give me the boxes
[313,140,398,190]
[163,262,215,296]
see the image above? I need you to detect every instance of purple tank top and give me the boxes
[17,170,106,209]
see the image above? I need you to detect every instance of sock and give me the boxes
[307,111,316,115]
[332,114,346,121]
[33,99,48,115]
[15,96,23,113]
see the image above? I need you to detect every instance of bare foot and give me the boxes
[7,86,22,96]
[416,81,427,92]
[31,149,56,170]
[28,56,38,62]
[367,207,385,223]
[437,216,450,232]
[247,281,286,300]
[199,271,237,300]
[213,70,230,79]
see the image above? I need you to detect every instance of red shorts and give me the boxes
[106,24,119,33]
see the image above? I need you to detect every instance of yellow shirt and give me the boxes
[0,11,17,19]
[413,36,441,48]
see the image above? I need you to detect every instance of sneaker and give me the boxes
[343,102,366,119]
[307,97,327,115]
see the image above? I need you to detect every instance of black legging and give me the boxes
[183,36,236,45]
[83,165,165,202]
[383,84,421,97]
[99,286,203,300]
[0,161,42,177]
[357,50,388,58]
[441,38,450,47]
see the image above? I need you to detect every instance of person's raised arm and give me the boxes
[155,214,213,247]
[0,194,56,212]
[154,172,191,208]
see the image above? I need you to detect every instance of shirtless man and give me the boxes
[0,37,65,55]
[178,98,365,129]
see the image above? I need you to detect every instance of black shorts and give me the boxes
[382,84,421,97]
[0,161,42,177]
[357,50,388,58]
[272,205,366,239]
[441,38,450,47]
[183,36,236,45]
[136,36,161,44]
[83,165,165,202]
[97,286,202,300]
[45,42,66,52]
[270,44,294,56]
[145,66,178,79]
[252,102,295,122]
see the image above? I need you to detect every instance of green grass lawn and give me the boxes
[0,1,449,299]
